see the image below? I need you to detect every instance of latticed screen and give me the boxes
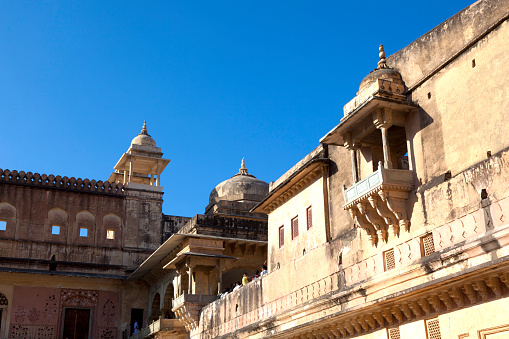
[421,233,435,256]
[0,293,8,305]
[426,318,442,339]
[307,206,313,230]
[291,216,299,239]
[384,248,396,271]
[279,225,284,248]
[388,327,401,339]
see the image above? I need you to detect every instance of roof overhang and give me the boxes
[113,153,170,173]
[320,97,417,146]
[252,158,329,214]
[163,252,238,270]
[126,232,267,282]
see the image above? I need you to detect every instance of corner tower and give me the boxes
[109,121,170,189]
[109,122,170,250]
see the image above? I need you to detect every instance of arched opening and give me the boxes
[161,284,175,319]
[148,293,161,323]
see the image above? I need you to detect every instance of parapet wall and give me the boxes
[0,168,125,195]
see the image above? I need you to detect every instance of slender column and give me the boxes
[380,126,393,169]
[350,149,359,183]
[188,265,193,294]
[217,260,222,294]
[156,162,162,186]
[149,173,154,186]
[128,157,133,182]
[123,169,127,184]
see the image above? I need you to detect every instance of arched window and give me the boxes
[149,293,161,323]
[162,285,175,319]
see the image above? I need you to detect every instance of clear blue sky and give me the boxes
[1,1,472,217]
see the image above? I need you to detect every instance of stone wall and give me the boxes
[0,168,165,276]
[162,215,192,242]
[177,214,268,241]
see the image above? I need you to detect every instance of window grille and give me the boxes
[421,233,435,256]
[306,206,313,230]
[388,327,401,339]
[291,216,299,239]
[426,318,442,339]
[384,248,396,271]
[279,226,284,248]
[0,293,7,305]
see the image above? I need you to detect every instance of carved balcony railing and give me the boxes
[128,317,186,339]
[172,293,218,331]
[343,162,414,246]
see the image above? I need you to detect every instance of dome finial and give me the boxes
[239,158,248,175]
[377,45,389,70]
[140,120,149,135]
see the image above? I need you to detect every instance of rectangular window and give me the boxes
[79,227,88,237]
[106,229,115,240]
[278,225,284,248]
[0,221,6,231]
[306,206,313,230]
[51,225,60,235]
[291,216,299,239]
[425,318,442,339]
[421,233,435,257]
[384,248,395,271]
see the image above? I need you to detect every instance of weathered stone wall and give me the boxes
[162,215,192,242]
[326,144,357,240]
[177,214,267,241]
[0,169,165,276]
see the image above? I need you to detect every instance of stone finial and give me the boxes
[140,121,150,136]
[239,158,248,175]
[377,45,389,69]
[141,121,148,134]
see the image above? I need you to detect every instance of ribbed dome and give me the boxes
[131,121,157,147]
[208,158,269,206]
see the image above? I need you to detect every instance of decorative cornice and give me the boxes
[0,168,125,195]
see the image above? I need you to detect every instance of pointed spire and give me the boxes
[239,157,248,175]
[232,157,255,178]
[377,44,389,70]
[140,120,150,136]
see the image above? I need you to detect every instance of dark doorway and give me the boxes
[130,308,144,335]
[62,308,91,339]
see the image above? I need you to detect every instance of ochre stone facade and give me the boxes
[0,1,508,338]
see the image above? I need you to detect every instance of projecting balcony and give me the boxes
[171,293,218,331]
[128,317,186,339]
[343,163,414,246]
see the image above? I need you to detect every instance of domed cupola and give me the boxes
[205,158,269,217]
[108,121,170,188]
[358,45,404,94]
[131,121,157,148]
